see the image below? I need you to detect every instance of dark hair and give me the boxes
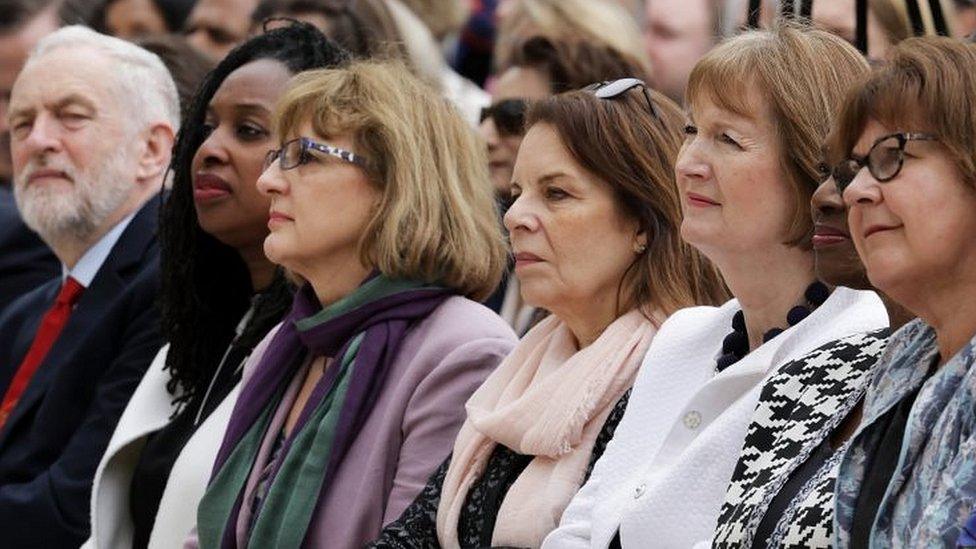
[137,34,214,120]
[160,22,349,406]
[509,36,650,93]
[92,0,195,33]
[250,0,406,59]
[525,88,729,316]
[0,0,58,31]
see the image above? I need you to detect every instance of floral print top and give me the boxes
[834,319,976,547]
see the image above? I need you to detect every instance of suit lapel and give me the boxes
[0,197,159,448]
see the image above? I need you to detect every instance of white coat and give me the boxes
[542,287,888,549]
[82,344,242,549]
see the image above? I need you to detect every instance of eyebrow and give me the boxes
[54,93,97,112]
[8,93,96,121]
[537,172,570,185]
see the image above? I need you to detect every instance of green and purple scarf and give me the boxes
[197,275,451,548]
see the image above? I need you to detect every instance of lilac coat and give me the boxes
[188,296,516,549]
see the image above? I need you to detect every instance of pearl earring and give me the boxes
[634,242,647,254]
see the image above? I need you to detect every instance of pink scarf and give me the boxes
[435,309,659,548]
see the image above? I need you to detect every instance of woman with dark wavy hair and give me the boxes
[83,23,348,549]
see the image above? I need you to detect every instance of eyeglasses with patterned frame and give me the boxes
[263,137,368,172]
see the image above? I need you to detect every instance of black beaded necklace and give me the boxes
[715,281,830,372]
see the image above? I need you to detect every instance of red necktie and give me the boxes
[0,277,84,428]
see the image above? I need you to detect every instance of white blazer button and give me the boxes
[683,410,702,429]
[634,483,646,499]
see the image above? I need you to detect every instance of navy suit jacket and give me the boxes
[0,196,164,548]
[0,186,59,313]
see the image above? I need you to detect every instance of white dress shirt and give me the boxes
[63,213,135,287]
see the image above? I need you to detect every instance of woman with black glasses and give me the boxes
[824,37,976,548]
[370,77,727,548]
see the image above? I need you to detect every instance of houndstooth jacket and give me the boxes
[711,329,890,549]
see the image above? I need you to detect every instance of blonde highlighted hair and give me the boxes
[494,0,649,73]
[275,60,507,300]
[687,22,870,246]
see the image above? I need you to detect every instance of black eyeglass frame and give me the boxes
[831,132,938,194]
[264,137,368,172]
[583,78,663,124]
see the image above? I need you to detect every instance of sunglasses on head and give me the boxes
[480,99,528,137]
[831,132,938,194]
[583,77,663,123]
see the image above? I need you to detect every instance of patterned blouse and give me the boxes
[369,391,631,548]
[834,319,976,547]
[712,330,890,549]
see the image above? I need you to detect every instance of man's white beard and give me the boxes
[14,148,135,245]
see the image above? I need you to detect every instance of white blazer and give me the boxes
[82,344,242,549]
[542,287,888,549]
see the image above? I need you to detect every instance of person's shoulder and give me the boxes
[655,298,740,340]
[416,295,518,342]
[397,296,516,373]
[776,328,891,381]
[0,278,61,328]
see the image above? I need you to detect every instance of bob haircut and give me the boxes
[525,88,729,317]
[274,60,507,301]
[826,36,976,186]
[686,22,870,246]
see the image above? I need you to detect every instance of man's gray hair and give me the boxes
[26,25,180,133]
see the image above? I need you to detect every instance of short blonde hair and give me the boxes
[275,60,507,300]
[494,0,649,73]
[687,22,870,245]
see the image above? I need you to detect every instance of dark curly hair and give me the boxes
[160,21,349,408]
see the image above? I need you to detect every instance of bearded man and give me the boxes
[0,26,177,547]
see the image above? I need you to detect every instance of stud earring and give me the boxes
[634,242,647,254]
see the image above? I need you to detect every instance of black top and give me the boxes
[369,390,632,548]
[849,363,933,549]
[128,344,246,549]
[751,437,833,548]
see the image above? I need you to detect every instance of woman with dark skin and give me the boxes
[710,174,913,549]
[84,23,348,549]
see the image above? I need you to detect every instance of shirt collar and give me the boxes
[62,212,136,288]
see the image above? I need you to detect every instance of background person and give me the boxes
[136,34,214,119]
[191,59,516,549]
[0,0,64,315]
[0,26,177,546]
[93,0,195,39]
[253,0,490,125]
[84,23,347,549]
[493,0,649,76]
[642,0,724,102]
[185,0,261,60]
